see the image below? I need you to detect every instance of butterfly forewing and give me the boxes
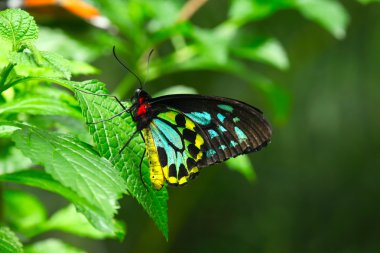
[150,95,272,168]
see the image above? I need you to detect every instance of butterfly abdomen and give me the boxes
[141,128,165,190]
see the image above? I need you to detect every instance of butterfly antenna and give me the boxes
[143,49,154,87]
[112,46,143,89]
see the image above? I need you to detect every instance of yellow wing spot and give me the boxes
[196,152,203,161]
[185,118,196,130]
[190,167,199,174]
[168,176,178,184]
[178,177,188,185]
[163,165,169,179]
[195,134,204,149]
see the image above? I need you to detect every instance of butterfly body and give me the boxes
[127,89,272,190]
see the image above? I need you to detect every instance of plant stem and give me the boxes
[0,64,15,92]
[177,0,209,22]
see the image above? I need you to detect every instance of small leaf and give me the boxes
[229,0,276,24]
[0,9,38,50]
[39,205,125,240]
[0,146,32,175]
[24,239,85,253]
[10,51,71,80]
[11,124,127,233]
[0,97,82,118]
[192,24,237,65]
[4,190,47,235]
[296,0,349,39]
[69,61,99,76]
[0,125,21,138]
[0,226,23,253]
[73,79,169,239]
[228,0,295,25]
[233,37,289,70]
[226,156,256,182]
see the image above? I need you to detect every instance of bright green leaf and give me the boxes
[233,37,289,70]
[11,124,127,233]
[24,239,85,253]
[0,125,21,138]
[229,0,293,24]
[69,60,99,76]
[0,170,124,236]
[0,226,23,253]
[0,146,32,175]
[10,51,71,80]
[296,0,349,39]
[4,190,47,234]
[39,205,125,240]
[226,156,256,182]
[73,79,169,239]
[192,24,237,66]
[0,97,82,118]
[0,9,38,50]
[36,27,100,62]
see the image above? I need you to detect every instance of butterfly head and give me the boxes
[132,88,151,104]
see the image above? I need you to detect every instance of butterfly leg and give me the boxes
[87,107,133,124]
[110,129,139,162]
[138,144,149,191]
[75,87,135,124]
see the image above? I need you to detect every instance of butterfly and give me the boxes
[78,48,272,190]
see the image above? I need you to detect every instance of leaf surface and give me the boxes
[0,227,23,253]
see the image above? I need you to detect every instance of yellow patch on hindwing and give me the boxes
[142,128,165,190]
[185,117,196,130]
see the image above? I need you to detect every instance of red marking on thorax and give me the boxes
[137,104,147,116]
[137,96,151,117]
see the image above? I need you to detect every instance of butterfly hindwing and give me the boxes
[142,110,205,189]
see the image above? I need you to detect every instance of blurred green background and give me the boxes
[7,0,380,252]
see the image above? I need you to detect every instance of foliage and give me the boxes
[0,1,372,251]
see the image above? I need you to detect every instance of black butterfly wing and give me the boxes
[150,94,272,168]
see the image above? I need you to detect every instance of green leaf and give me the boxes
[296,0,349,39]
[233,37,289,70]
[24,239,85,253]
[69,60,99,76]
[36,27,101,62]
[0,170,124,236]
[0,96,82,118]
[0,9,38,50]
[10,51,71,80]
[357,0,380,3]
[0,226,23,253]
[0,125,21,138]
[4,190,47,234]
[38,204,125,240]
[0,146,32,175]
[11,124,127,233]
[229,0,292,24]
[192,24,237,66]
[226,156,256,182]
[73,79,169,239]
[153,85,197,97]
